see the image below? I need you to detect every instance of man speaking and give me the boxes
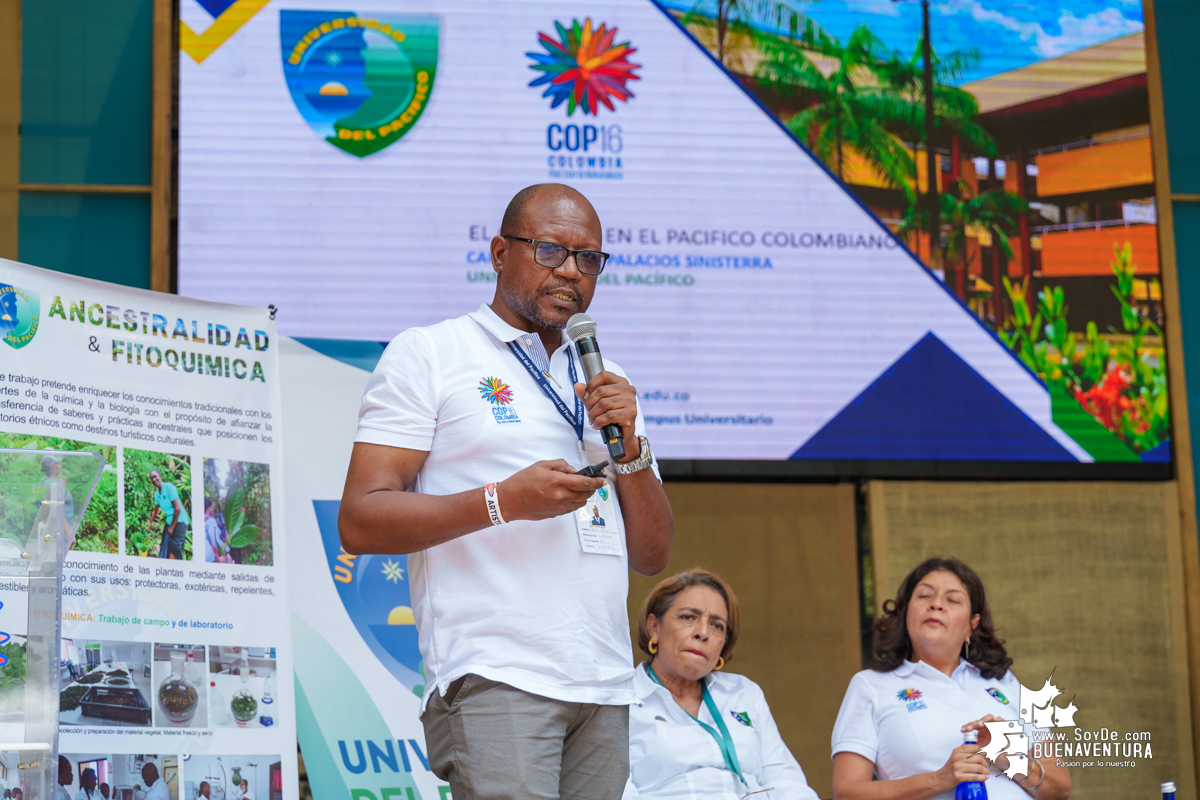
[339,183,674,800]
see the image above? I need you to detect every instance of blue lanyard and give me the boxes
[647,664,746,785]
[506,340,584,442]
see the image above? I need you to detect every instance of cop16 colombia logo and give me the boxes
[527,19,640,116]
[281,11,438,158]
[528,19,639,172]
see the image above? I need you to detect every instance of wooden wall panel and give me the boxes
[0,0,19,260]
[1145,1,1200,786]
[868,480,1195,800]
[629,483,860,798]
[151,0,173,292]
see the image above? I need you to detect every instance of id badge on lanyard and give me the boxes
[507,340,622,557]
[573,484,621,556]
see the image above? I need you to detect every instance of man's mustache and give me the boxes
[539,285,581,303]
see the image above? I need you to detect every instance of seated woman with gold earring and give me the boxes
[623,569,821,800]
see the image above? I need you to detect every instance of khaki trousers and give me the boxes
[421,674,629,800]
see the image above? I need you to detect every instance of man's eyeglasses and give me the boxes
[503,236,609,275]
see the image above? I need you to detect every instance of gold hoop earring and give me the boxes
[648,639,658,654]
[715,657,725,671]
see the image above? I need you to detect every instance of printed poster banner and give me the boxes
[0,259,296,800]
[177,0,1166,465]
[279,337,447,800]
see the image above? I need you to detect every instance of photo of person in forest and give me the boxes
[124,450,192,559]
[0,432,116,553]
[204,497,233,564]
[203,458,272,566]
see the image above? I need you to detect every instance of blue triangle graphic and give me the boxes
[1140,438,1171,463]
[195,0,238,19]
[791,333,1075,461]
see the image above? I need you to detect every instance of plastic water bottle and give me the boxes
[1162,782,1176,800]
[955,731,988,800]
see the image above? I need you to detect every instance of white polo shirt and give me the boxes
[832,660,1030,800]
[355,303,659,712]
[625,664,820,800]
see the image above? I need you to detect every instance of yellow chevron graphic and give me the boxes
[181,0,272,64]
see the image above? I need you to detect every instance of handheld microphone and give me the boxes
[565,313,626,462]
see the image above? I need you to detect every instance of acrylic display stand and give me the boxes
[0,448,105,798]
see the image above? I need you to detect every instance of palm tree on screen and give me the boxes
[876,38,994,161]
[755,25,916,198]
[682,0,817,68]
[900,178,1027,297]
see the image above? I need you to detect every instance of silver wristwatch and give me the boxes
[614,435,654,474]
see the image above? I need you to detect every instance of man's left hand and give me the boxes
[575,372,640,463]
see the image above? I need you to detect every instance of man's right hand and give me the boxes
[498,460,606,521]
[340,443,607,555]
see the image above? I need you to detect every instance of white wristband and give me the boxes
[484,483,505,526]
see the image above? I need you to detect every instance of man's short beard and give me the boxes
[501,285,567,330]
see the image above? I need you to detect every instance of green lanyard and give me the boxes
[647,664,746,785]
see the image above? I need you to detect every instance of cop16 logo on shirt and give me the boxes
[479,377,521,424]
[897,687,925,712]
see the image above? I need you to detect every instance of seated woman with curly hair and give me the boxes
[832,557,1071,800]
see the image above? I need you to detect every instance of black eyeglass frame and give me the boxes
[502,236,610,275]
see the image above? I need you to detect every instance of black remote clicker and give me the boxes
[575,461,609,478]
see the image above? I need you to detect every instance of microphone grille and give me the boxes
[565,313,597,341]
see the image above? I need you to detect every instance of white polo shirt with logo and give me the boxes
[355,303,659,713]
[625,664,820,800]
[832,659,1031,800]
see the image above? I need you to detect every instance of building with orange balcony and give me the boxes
[732,25,1156,331]
[962,32,1158,333]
